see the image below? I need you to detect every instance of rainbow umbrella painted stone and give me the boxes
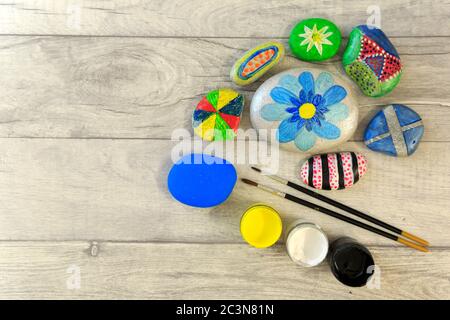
[343,25,402,97]
[192,88,244,141]
[364,104,424,157]
[300,152,368,190]
[230,41,284,86]
[289,18,342,62]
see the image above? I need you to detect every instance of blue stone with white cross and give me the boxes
[364,104,424,157]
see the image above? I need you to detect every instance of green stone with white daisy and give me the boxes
[289,18,342,61]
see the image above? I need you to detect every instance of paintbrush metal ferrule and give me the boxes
[250,167,288,185]
[267,174,288,185]
[250,165,429,248]
[257,183,286,198]
[241,178,286,198]
[242,177,428,252]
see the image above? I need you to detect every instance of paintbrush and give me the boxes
[241,178,428,252]
[251,166,429,247]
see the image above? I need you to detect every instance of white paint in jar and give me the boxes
[285,221,329,267]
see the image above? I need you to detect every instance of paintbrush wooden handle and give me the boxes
[285,181,429,247]
[283,193,428,252]
[285,194,396,241]
[241,178,428,252]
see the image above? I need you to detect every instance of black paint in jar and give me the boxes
[328,237,375,287]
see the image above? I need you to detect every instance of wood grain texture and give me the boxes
[0,242,448,299]
[0,0,449,300]
[0,36,448,139]
[0,0,449,37]
[0,139,447,246]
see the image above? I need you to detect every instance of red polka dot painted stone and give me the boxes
[300,152,368,190]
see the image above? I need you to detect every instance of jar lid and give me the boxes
[240,204,282,248]
[329,240,375,287]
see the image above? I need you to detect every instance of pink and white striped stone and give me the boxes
[300,152,368,190]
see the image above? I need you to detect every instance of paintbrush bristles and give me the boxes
[243,177,428,252]
[241,178,258,187]
[248,165,429,248]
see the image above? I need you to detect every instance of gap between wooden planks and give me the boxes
[0,36,448,139]
[0,138,447,246]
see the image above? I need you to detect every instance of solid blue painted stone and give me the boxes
[364,104,424,157]
[167,153,237,208]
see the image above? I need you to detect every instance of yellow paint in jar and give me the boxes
[240,204,282,248]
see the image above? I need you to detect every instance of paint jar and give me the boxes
[285,220,329,267]
[328,237,375,287]
[240,204,282,248]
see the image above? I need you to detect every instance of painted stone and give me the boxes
[230,41,285,86]
[364,104,424,157]
[250,68,358,153]
[343,25,402,97]
[167,153,237,208]
[192,88,244,141]
[289,18,342,61]
[300,152,368,190]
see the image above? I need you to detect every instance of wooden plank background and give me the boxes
[0,0,449,299]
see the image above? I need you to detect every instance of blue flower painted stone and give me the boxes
[250,68,359,153]
[364,104,424,157]
[167,153,237,208]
